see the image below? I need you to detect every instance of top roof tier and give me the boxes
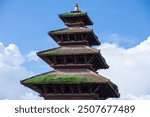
[59,4,93,27]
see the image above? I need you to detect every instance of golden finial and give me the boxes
[74,3,79,12]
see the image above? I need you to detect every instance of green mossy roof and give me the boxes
[59,12,86,17]
[23,74,94,83]
[50,28,67,33]
[38,46,98,55]
[41,49,61,55]
[49,28,92,34]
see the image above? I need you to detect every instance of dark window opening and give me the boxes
[55,56,62,64]
[76,34,82,41]
[77,55,85,64]
[69,34,75,41]
[66,55,75,64]
[62,35,68,41]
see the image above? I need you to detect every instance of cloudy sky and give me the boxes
[0,0,150,100]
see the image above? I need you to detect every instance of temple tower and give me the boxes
[21,4,120,100]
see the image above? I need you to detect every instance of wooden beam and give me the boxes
[87,54,96,63]
[42,93,99,100]
[52,56,57,64]
[63,55,67,65]
[53,84,57,94]
[60,84,65,94]
[43,84,48,93]
[85,55,88,63]
[60,35,63,42]
[83,33,88,41]
[89,84,93,93]
[67,34,69,41]
[94,85,101,93]
[70,85,74,94]
[81,33,84,40]
[43,56,53,65]
[75,34,77,41]
[77,84,82,94]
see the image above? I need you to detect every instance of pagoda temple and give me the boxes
[21,4,120,100]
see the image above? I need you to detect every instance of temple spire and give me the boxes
[74,3,79,12]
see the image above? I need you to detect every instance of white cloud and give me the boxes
[1,36,150,100]
[98,36,150,98]
[0,42,35,99]
[20,92,43,100]
[103,33,139,48]
[26,50,39,62]
[0,43,25,66]
[121,94,150,100]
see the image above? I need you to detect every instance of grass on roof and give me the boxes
[23,74,93,83]
[41,49,61,55]
[50,28,92,34]
[50,28,67,33]
[60,12,86,17]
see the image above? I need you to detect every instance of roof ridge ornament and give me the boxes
[72,3,81,13]
[74,3,79,12]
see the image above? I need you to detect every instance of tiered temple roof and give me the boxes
[59,12,93,27]
[22,69,119,99]
[37,46,109,70]
[49,28,100,46]
[21,3,119,100]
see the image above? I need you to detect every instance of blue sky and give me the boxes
[0,0,150,51]
[0,0,150,99]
